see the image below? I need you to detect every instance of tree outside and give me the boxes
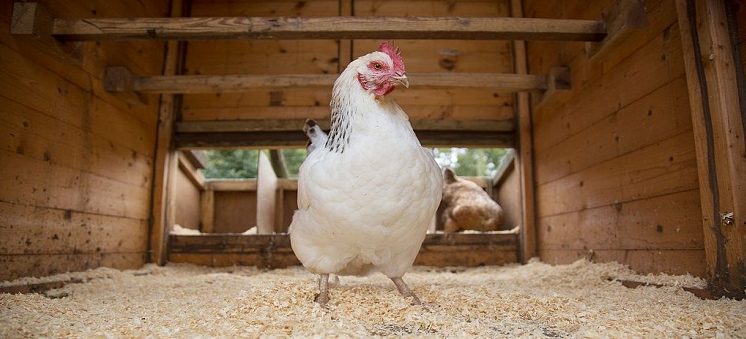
[202,150,259,179]
[203,149,307,179]
[432,148,508,177]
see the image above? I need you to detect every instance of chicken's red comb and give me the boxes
[378,41,406,73]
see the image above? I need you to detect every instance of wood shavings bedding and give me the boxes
[1,260,744,338]
[170,224,201,235]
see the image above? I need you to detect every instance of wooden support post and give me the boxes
[511,0,537,263]
[676,0,746,299]
[256,151,278,234]
[149,0,185,266]
[586,0,648,58]
[200,188,214,233]
[104,72,550,94]
[47,16,607,41]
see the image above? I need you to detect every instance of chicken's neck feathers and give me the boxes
[325,62,406,153]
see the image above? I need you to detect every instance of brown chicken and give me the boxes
[437,168,504,233]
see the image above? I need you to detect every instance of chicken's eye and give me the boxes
[373,62,382,70]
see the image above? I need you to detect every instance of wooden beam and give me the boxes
[177,151,205,190]
[181,149,207,169]
[492,149,516,186]
[256,152,278,235]
[169,233,517,253]
[676,0,746,299]
[199,188,214,233]
[149,0,185,266]
[47,16,606,41]
[176,119,514,133]
[205,180,257,192]
[511,0,538,264]
[174,131,515,149]
[586,0,648,58]
[105,71,549,94]
[168,233,518,268]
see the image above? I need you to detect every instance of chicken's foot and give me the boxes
[314,273,330,306]
[390,277,421,305]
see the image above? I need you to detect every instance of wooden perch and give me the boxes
[174,119,515,148]
[104,70,551,93]
[174,131,515,149]
[175,119,515,133]
[37,16,606,41]
[169,233,518,268]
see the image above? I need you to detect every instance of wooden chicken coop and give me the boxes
[1,0,745,300]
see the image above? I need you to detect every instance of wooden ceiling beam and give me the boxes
[104,69,553,93]
[45,16,606,41]
[174,131,515,149]
[175,119,515,134]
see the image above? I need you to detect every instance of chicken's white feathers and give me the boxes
[303,119,328,154]
[290,49,442,278]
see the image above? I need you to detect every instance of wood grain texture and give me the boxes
[0,252,146,281]
[540,248,706,276]
[0,0,167,280]
[120,73,549,94]
[675,0,746,298]
[256,152,278,234]
[511,0,537,263]
[174,166,201,231]
[149,0,185,266]
[213,191,257,234]
[176,119,514,133]
[168,233,518,268]
[526,0,705,277]
[180,1,517,127]
[174,131,515,148]
[50,16,607,41]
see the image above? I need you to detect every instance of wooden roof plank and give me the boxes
[48,16,607,41]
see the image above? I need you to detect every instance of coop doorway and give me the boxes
[166,146,524,267]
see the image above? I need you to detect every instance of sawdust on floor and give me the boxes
[1,260,744,338]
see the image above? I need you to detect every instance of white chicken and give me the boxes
[302,119,328,154]
[289,42,442,305]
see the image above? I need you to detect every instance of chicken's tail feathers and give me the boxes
[303,119,317,134]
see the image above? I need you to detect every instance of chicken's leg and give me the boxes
[314,274,330,305]
[390,277,421,305]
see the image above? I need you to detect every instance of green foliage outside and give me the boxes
[203,148,508,179]
[203,149,307,179]
[202,150,259,179]
[432,148,508,177]
[281,149,307,177]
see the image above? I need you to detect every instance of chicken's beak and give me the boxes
[392,74,409,88]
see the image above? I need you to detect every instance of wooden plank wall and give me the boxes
[213,191,258,233]
[495,160,521,229]
[525,0,706,276]
[174,168,201,230]
[182,0,514,125]
[0,1,168,280]
[737,0,745,73]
